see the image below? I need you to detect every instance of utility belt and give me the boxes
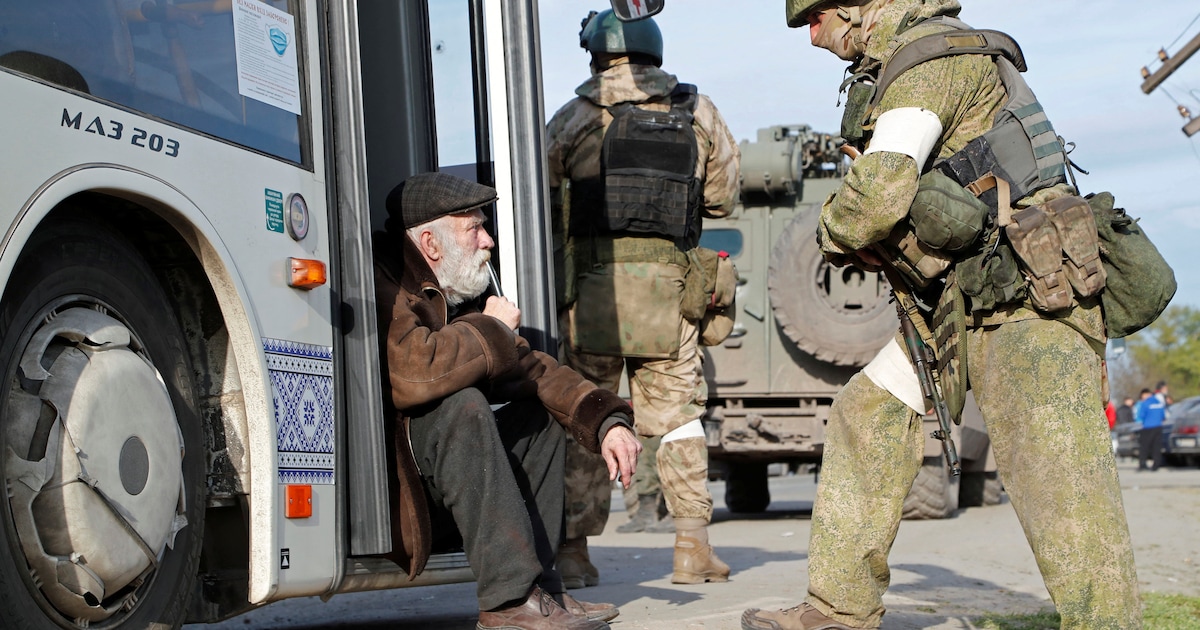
[878,169,1105,315]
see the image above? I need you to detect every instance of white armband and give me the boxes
[863,338,928,415]
[863,107,943,168]
[661,419,706,444]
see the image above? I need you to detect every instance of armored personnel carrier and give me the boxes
[699,125,1001,519]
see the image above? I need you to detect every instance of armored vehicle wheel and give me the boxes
[0,219,205,629]
[723,462,770,513]
[958,470,1003,508]
[768,209,896,367]
[902,457,959,520]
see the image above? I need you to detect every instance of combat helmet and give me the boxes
[785,0,827,27]
[579,9,663,66]
[785,0,881,28]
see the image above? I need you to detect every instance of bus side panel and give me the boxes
[0,72,340,605]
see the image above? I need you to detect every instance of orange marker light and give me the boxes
[285,484,312,519]
[288,258,327,290]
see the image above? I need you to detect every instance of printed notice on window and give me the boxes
[232,0,301,115]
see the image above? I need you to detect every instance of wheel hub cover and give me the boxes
[6,308,184,621]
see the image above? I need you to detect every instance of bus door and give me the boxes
[331,0,553,562]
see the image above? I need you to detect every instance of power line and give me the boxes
[1166,12,1200,54]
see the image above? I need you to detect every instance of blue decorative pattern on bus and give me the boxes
[264,338,335,485]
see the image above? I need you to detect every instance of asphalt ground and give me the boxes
[193,459,1200,629]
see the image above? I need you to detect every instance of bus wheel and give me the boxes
[0,220,204,629]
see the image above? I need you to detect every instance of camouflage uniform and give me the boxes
[547,62,739,533]
[800,1,1140,627]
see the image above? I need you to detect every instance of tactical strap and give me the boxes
[868,18,1067,205]
[869,28,1027,113]
[965,173,1012,227]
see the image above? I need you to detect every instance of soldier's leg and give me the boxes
[558,344,624,587]
[969,318,1141,629]
[804,371,924,627]
[630,319,710,522]
[629,319,729,583]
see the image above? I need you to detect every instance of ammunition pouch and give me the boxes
[1005,196,1105,314]
[872,168,992,289]
[682,247,738,346]
[909,169,990,252]
[876,225,952,289]
[839,73,877,145]
[955,239,1025,313]
[932,272,968,421]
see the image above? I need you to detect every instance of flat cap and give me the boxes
[385,172,498,230]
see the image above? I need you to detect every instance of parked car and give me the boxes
[1111,395,1192,464]
[1112,421,1140,460]
[1166,397,1200,467]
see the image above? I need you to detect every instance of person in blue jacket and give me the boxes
[1138,382,1167,471]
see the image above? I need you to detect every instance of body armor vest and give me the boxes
[843,17,1067,211]
[570,83,701,241]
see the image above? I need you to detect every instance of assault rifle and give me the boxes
[894,293,962,477]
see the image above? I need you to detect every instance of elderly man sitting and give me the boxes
[372,172,641,630]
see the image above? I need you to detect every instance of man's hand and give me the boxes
[853,248,885,272]
[600,425,641,490]
[483,295,521,331]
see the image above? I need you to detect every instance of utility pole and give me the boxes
[1141,31,1200,137]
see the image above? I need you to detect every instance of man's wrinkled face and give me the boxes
[806,3,865,61]
[429,209,493,306]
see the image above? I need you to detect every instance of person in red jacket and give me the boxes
[373,172,641,630]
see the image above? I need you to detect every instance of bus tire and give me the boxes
[0,219,205,629]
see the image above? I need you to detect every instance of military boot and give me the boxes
[556,537,599,589]
[671,518,730,584]
[740,603,859,630]
[616,495,658,533]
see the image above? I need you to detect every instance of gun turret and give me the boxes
[737,125,847,202]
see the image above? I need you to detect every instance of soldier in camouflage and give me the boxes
[742,1,1142,629]
[546,9,740,588]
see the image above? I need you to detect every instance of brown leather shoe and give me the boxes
[477,586,609,630]
[560,592,619,622]
[740,603,860,630]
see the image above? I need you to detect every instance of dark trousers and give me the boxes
[1138,425,1164,470]
[406,388,566,610]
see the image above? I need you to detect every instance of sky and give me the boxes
[536,0,1200,309]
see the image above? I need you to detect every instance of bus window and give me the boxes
[429,0,479,171]
[0,0,305,164]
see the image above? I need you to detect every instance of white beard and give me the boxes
[435,239,491,308]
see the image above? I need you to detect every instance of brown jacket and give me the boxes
[372,231,632,577]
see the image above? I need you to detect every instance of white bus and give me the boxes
[0,0,611,626]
